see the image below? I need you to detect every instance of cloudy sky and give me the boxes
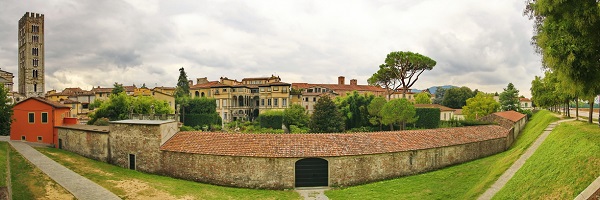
[0,0,542,97]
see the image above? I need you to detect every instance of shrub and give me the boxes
[258,110,284,129]
[346,126,376,133]
[290,125,310,133]
[183,113,222,129]
[93,118,110,126]
[519,109,533,119]
[180,125,195,131]
[415,108,441,129]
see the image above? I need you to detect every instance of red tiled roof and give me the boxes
[91,87,112,93]
[292,83,385,93]
[493,111,526,122]
[519,98,531,102]
[160,125,509,157]
[414,104,455,112]
[454,109,463,115]
[15,97,71,109]
[190,81,223,89]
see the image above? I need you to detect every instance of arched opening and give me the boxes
[194,91,199,97]
[238,95,244,107]
[201,92,205,97]
[295,158,328,187]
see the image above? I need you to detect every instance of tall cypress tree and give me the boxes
[0,86,13,135]
[309,96,345,133]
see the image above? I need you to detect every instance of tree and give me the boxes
[442,87,474,109]
[88,93,173,125]
[335,91,374,130]
[369,51,436,99]
[414,92,432,104]
[526,0,600,123]
[499,83,520,111]
[111,82,125,95]
[309,96,345,133]
[367,96,386,131]
[380,98,417,130]
[432,87,448,104]
[463,92,500,120]
[175,67,190,98]
[182,97,221,129]
[0,86,13,135]
[283,104,310,129]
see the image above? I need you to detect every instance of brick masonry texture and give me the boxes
[57,126,109,162]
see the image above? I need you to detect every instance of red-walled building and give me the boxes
[10,97,74,146]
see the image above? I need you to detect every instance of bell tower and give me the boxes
[18,12,45,97]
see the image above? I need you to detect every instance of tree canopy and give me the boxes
[367,96,386,131]
[0,86,12,135]
[111,82,125,95]
[380,98,417,130]
[310,96,345,133]
[432,87,448,104]
[463,92,500,120]
[88,93,173,125]
[175,67,190,98]
[369,51,436,98]
[442,87,474,109]
[499,83,520,111]
[283,104,310,129]
[336,91,374,130]
[414,92,432,104]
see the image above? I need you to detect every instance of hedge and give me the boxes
[183,113,222,128]
[258,110,284,129]
[415,108,440,129]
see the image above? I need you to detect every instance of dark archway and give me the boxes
[295,158,328,187]
[201,92,205,97]
[195,91,200,97]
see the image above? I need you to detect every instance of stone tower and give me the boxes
[18,12,45,97]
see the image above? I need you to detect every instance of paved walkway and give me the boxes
[7,140,121,200]
[478,118,573,200]
[296,187,329,200]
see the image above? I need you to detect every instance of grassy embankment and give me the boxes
[5,142,74,199]
[493,121,600,199]
[37,147,301,200]
[325,110,559,200]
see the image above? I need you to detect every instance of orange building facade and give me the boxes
[10,97,73,146]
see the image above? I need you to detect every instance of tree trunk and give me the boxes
[389,124,394,131]
[589,98,594,123]
[575,97,579,120]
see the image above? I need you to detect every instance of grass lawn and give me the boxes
[37,147,301,200]
[0,142,7,187]
[493,121,600,199]
[9,142,74,199]
[325,110,560,200]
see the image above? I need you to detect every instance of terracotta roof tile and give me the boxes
[291,83,385,93]
[160,125,509,157]
[190,81,222,89]
[493,111,526,122]
[414,104,455,112]
[519,98,531,102]
[15,97,71,108]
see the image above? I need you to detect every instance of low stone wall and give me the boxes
[57,125,109,162]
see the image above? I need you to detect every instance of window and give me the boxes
[21,136,26,141]
[32,35,39,43]
[283,87,288,92]
[283,98,287,106]
[223,99,227,107]
[268,99,272,106]
[216,100,220,107]
[260,88,265,92]
[261,99,264,106]
[33,59,39,66]
[37,136,43,142]
[274,98,278,106]
[41,112,48,123]
[267,88,271,92]
[82,104,89,109]
[273,87,279,91]
[224,112,228,120]
[28,112,35,123]
[223,88,227,92]
[32,25,39,33]
[195,91,199,97]
[32,48,39,56]
[313,97,316,102]
[305,98,308,102]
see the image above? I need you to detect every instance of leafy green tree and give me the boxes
[182,97,221,129]
[380,98,417,130]
[432,87,448,104]
[175,67,190,98]
[0,86,13,135]
[463,92,500,120]
[414,92,432,104]
[310,96,345,133]
[336,91,374,130]
[283,104,309,129]
[369,51,436,98]
[442,86,474,109]
[368,96,386,131]
[88,93,173,125]
[111,82,125,95]
[500,83,520,111]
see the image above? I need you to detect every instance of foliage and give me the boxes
[442,86,474,109]
[93,118,110,126]
[0,86,13,136]
[258,110,284,129]
[283,104,309,129]
[182,97,221,129]
[183,113,221,130]
[463,92,500,120]
[432,87,449,104]
[367,96,387,130]
[184,97,217,114]
[325,110,558,199]
[381,98,417,130]
[414,108,440,129]
[111,82,125,95]
[369,51,436,98]
[346,126,376,133]
[519,109,534,119]
[289,125,309,133]
[494,121,600,199]
[174,67,190,98]
[499,83,520,111]
[310,96,345,133]
[180,125,195,131]
[414,92,432,104]
[88,99,103,110]
[37,147,300,199]
[336,91,374,130]
[88,93,172,125]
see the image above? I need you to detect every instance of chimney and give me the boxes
[188,80,193,86]
[196,77,209,85]
[338,76,345,85]
[350,79,357,86]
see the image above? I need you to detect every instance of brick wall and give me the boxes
[57,127,109,162]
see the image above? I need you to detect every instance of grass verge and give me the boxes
[36,147,301,200]
[493,121,600,199]
[0,142,7,187]
[10,144,74,199]
[325,110,560,200]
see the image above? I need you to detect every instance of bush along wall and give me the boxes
[415,108,441,129]
[258,110,284,129]
[183,113,222,129]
